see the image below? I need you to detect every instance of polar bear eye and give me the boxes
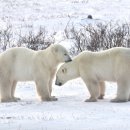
[62,68,67,73]
[64,54,67,56]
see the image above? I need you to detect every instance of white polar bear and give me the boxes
[0,44,72,102]
[55,47,130,103]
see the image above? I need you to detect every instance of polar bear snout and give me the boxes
[55,82,62,86]
[55,77,62,86]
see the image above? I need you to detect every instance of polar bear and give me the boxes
[0,44,72,102]
[55,47,130,102]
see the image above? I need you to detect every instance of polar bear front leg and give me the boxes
[35,79,57,102]
[49,78,58,101]
[48,71,55,95]
[84,80,100,102]
[129,94,130,101]
[48,70,58,100]
[49,79,52,95]
[111,80,129,102]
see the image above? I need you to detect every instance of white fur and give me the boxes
[56,47,130,102]
[0,44,71,102]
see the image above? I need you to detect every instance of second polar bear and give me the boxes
[55,47,130,102]
[0,44,72,102]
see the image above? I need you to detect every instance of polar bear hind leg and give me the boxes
[0,80,17,102]
[111,80,130,102]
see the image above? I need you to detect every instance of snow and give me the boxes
[0,80,130,130]
[1,0,130,33]
[0,0,130,130]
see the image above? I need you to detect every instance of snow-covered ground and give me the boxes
[1,0,130,33]
[0,0,130,130]
[0,80,130,130]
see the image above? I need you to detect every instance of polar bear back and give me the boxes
[0,47,37,81]
[76,47,130,81]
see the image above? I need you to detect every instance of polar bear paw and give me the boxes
[84,98,97,102]
[50,96,58,101]
[98,94,104,99]
[1,98,18,103]
[13,97,21,101]
[111,98,128,103]
[41,96,58,102]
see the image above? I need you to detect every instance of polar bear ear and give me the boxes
[62,68,67,73]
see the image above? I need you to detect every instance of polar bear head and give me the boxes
[51,44,72,63]
[55,61,79,86]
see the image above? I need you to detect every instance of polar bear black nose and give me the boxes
[55,79,62,86]
[58,82,62,86]
[55,81,62,86]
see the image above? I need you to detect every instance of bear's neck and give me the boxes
[39,48,59,70]
[69,60,80,79]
